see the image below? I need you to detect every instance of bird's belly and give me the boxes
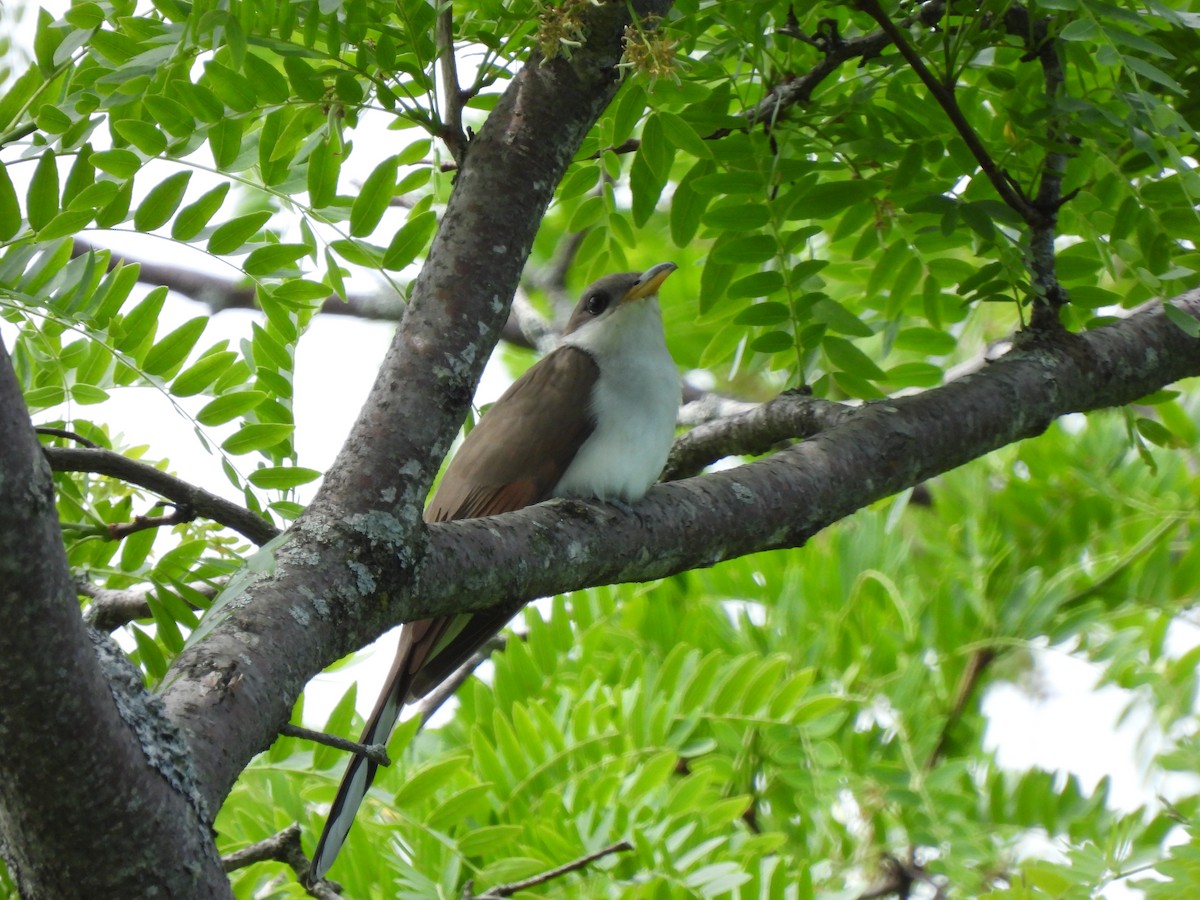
[552,359,679,502]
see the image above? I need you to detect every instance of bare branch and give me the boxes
[468,841,634,898]
[78,577,220,631]
[663,391,857,481]
[279,723,391,768]
[222,824,342,899]
[101,503,196,541]
[35,426,99,448]
[44,446,280,546]
[437,2,468,165]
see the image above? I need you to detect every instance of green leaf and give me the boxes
[0,163,21,240]
[350,155,399,237]
[306,137,339,208]
[143,317,206,377]
[750,330,794,353]
[115,286,167,353]
[1163,303,1200,337]
[133,171,191,232]
[242,52,289,104]
[204,60,256,112]
[670,159,714,247]
[812,298,873,337]
[823,336,887,380]
[112,118,167,156]
[734,301,790,326]
[243,243,310,276]
[197,390,267,426]
[172,350,237,396]
[657,110,711,159]
[222,423,295,454]
[1059,18,1098,41]
[383,210,437,270]
[893,327,957,355]
[702,202,769,231]
[728,271,784,299]
[208,118,244,169]
[91,149,142,178]
[144,94,195,138]
[712,234,777,264]
[247,467,321,489]
[27,151,60,232]
[283,55,325,101]
[171,183,230,241]
[69,383,110,404]
[208,211,272,255]
[37,209,95,241]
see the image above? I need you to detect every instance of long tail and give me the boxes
[308,601,524,881]
[308,617,450,881]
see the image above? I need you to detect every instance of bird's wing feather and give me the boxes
[424,345,599,521]
[310,345,599,881]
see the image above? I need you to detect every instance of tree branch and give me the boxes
[161,0,677,813]
[663,390,856,480]
[279,724,391,768]
[78,577,220,631]
[164,285,1200,817]
[855,0,1045,228]
[44,446,280,546]
[0,339,231,896]
[222,824,341,899]
[437,2,468,165]
[467,840,633,898]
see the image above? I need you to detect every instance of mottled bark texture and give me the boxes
[0,339,230,898]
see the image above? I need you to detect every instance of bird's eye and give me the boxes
[584,292,609,316]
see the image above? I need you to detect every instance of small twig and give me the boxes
[36,426,100,448]
[468,840,633,898]
[280,723,392,768]
[45,446,281,546]
[437,2,468,165]
[222,825,343,899]
[925,647,996,771]
[105,503,197,541]
[855,0,1045,229]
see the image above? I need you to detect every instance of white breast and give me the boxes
[554,298,680,502]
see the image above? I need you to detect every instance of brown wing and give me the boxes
[425,344,599,522]
[311,345,599,881]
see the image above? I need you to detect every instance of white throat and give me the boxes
[554,298,680,502]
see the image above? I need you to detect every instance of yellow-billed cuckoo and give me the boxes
[310,262,680,879]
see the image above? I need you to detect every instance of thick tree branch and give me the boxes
[164,285,1200,817]
[0,340,231,897]
[160,0,676,813]
[44,445,281,546]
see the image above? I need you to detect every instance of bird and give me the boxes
[309,261,681,880]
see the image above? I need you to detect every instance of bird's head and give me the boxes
[563,262,677,337]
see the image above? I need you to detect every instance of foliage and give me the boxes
[218,412,1200,898]
[2,0,1200,895]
